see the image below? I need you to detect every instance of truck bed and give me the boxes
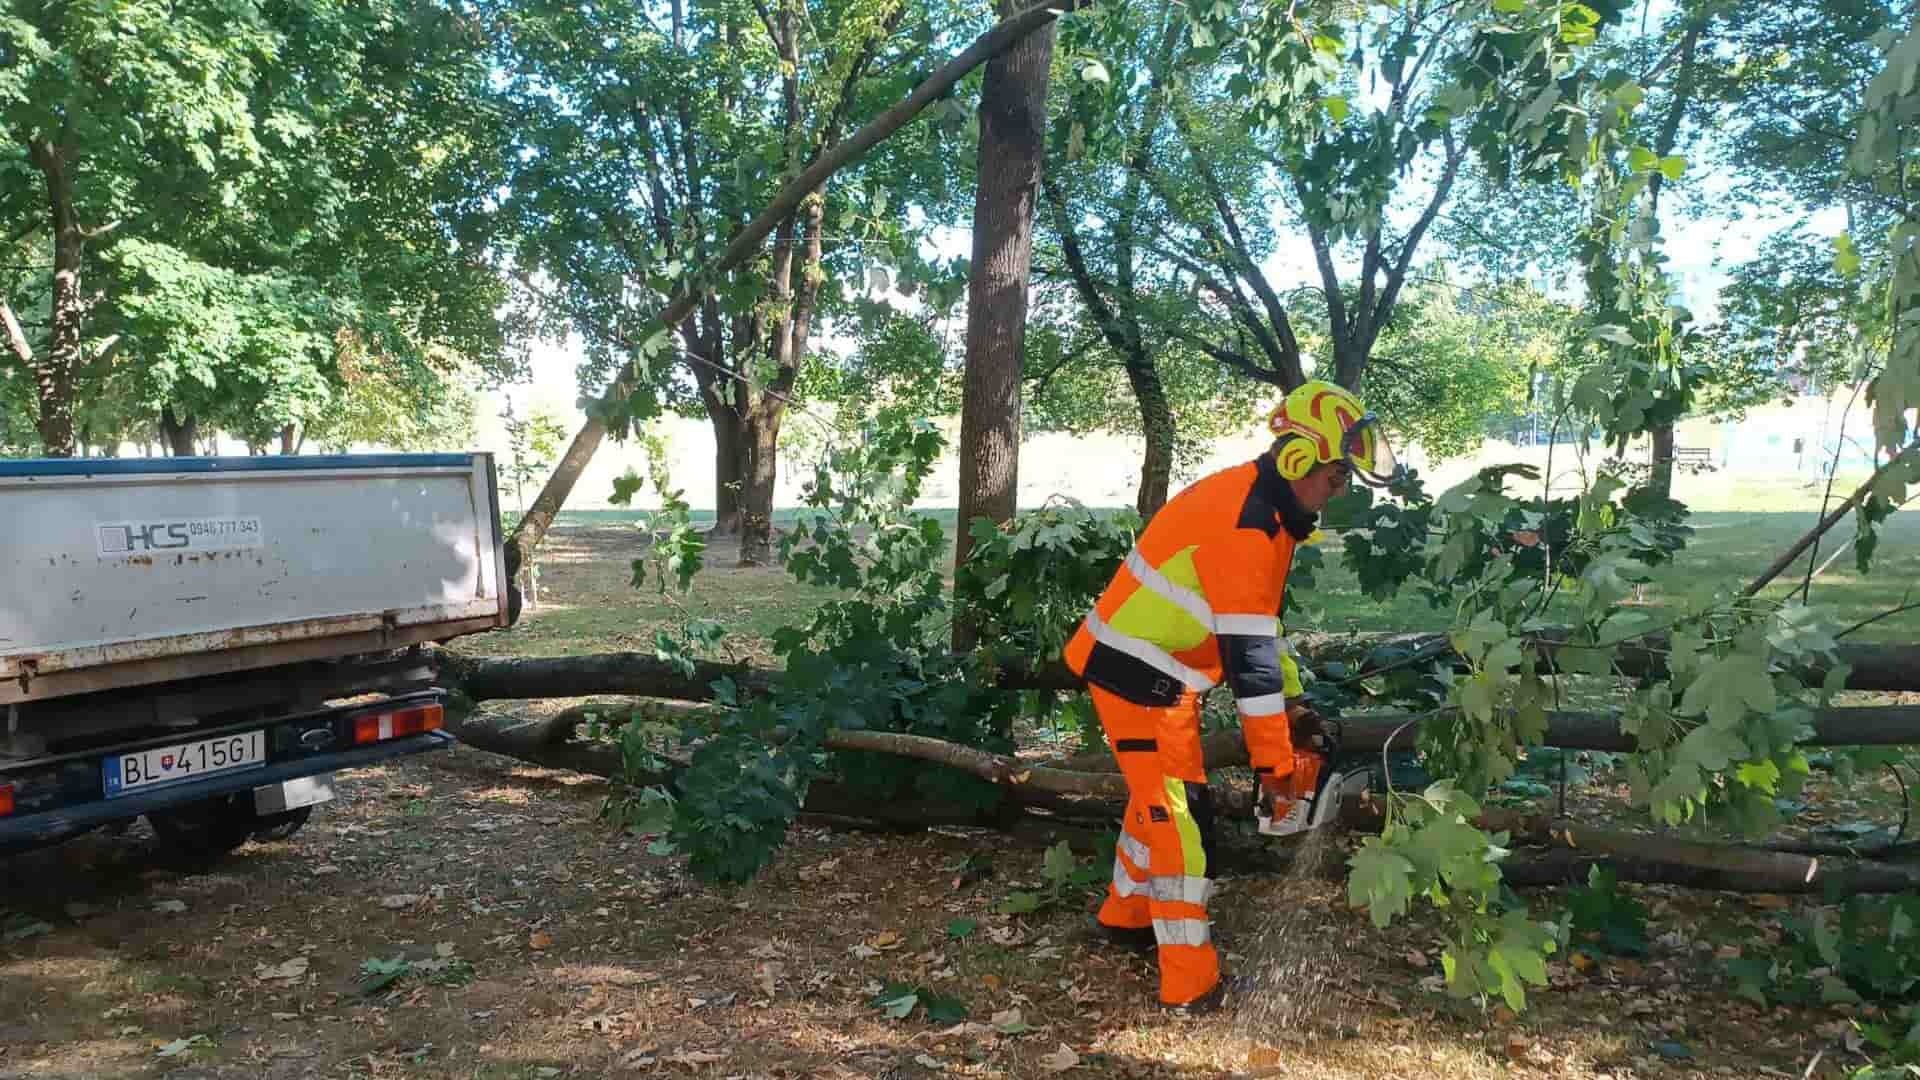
[0,454,510,705]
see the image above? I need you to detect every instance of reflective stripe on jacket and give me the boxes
[1063,452,1317,775]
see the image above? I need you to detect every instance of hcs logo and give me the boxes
[98,523,191,554]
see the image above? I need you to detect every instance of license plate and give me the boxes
[103,730,267,798]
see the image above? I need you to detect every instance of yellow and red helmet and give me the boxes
[1267,380,1397,487]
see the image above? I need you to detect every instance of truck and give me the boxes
[0,453,513,860]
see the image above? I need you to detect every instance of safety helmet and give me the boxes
[1267,380,1398,487]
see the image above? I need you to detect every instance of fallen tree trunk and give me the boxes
[449,703,1920,892]
[1055,704,1920,773]
[1340,799,1920,897]
[444,708,1131,804]
[440,636,1920,707]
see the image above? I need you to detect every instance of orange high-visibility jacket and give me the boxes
[1063,452,1317,777]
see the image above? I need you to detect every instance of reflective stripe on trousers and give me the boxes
[1089,685,1220,1007]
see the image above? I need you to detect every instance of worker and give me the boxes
[1062,380,1396,1015]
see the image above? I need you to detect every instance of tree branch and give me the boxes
[0,299,33,365]
[1366,132,1466,358]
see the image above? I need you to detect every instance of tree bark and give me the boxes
[737,404,783,564]
[160,406,200,457]
[280,424,298,455]
[1341,800,1920,897]
[952,1,1056,646]
[1129,363,1175,517]
[1648,423,1676,500]
[436,648,1920,746]
[710,403,745,536]
[26,138,81,458]
[504,2,1077,579]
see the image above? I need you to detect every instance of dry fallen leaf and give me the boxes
[254,956,310,982]
[1491,1005,1517,1026]
[756,961,783,998]
[152,900,187,914]
[1247,1044,1285,1068]
[1569,951,1597,974]
[379,894,421,911]
[848,944,880,960]
[870,930,903,950]
[1505,1032,1530,1061]
[1039,1044,1079,1072]
[1751,894,1792,911]
[528,931,554,951]
[1404,949,1429,969]
[665,1049,728,1066]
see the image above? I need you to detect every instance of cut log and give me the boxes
[443,708,1130,802]
[438,636,1920,710]
[1342,799,1920,897]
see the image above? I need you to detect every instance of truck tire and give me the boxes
[147,794,264,863]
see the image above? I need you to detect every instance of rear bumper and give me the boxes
[0,724,452,852]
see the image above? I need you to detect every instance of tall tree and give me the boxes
[1039,5,1183,515]
[0,0,511,457]
[496,0,1018,564]
[952,0,1057,608]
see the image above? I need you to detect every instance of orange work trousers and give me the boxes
[1089,685,1219,1006]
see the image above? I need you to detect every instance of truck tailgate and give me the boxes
[0,454,508,703]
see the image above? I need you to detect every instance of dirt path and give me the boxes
[0,740,1869,1079]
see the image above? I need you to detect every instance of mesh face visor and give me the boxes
[1342,414,1398,488]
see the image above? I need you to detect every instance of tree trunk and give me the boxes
[1648,422,1676,500]
[737,405,782,564]
[280,424,298,455]
[160,406,200,457]
[27,139,81,458]
[1127,359,1174,517]
[710,404,745,535]
[436,647,1920,738]
[952,2,1055,647]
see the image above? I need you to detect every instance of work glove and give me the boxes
[1255,702,1356,837]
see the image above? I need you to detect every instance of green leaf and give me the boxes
[874,986,919,1020]
[1321,95,1350,122]
[1657,155,1687,181]
[1041,840,1077,887]
[995,891,1043,915]
[1492,0,1526,11]
[358,955,412,995]
[1833,232,1863,277]
[923,992,968,1024]
[1079,60,1110,84]
[155,1035,212,1059]
[1347,839,1418,928]
[1628,145,1660,173]
[1821,975,1865,1005]
[946,918,978,940]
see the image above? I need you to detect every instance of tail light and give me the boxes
[0,783,14,817]
[352,703,445,746]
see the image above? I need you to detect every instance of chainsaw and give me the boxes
[1254,706,1370,837]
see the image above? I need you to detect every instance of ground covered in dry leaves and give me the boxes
[0,742,1885,1080]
